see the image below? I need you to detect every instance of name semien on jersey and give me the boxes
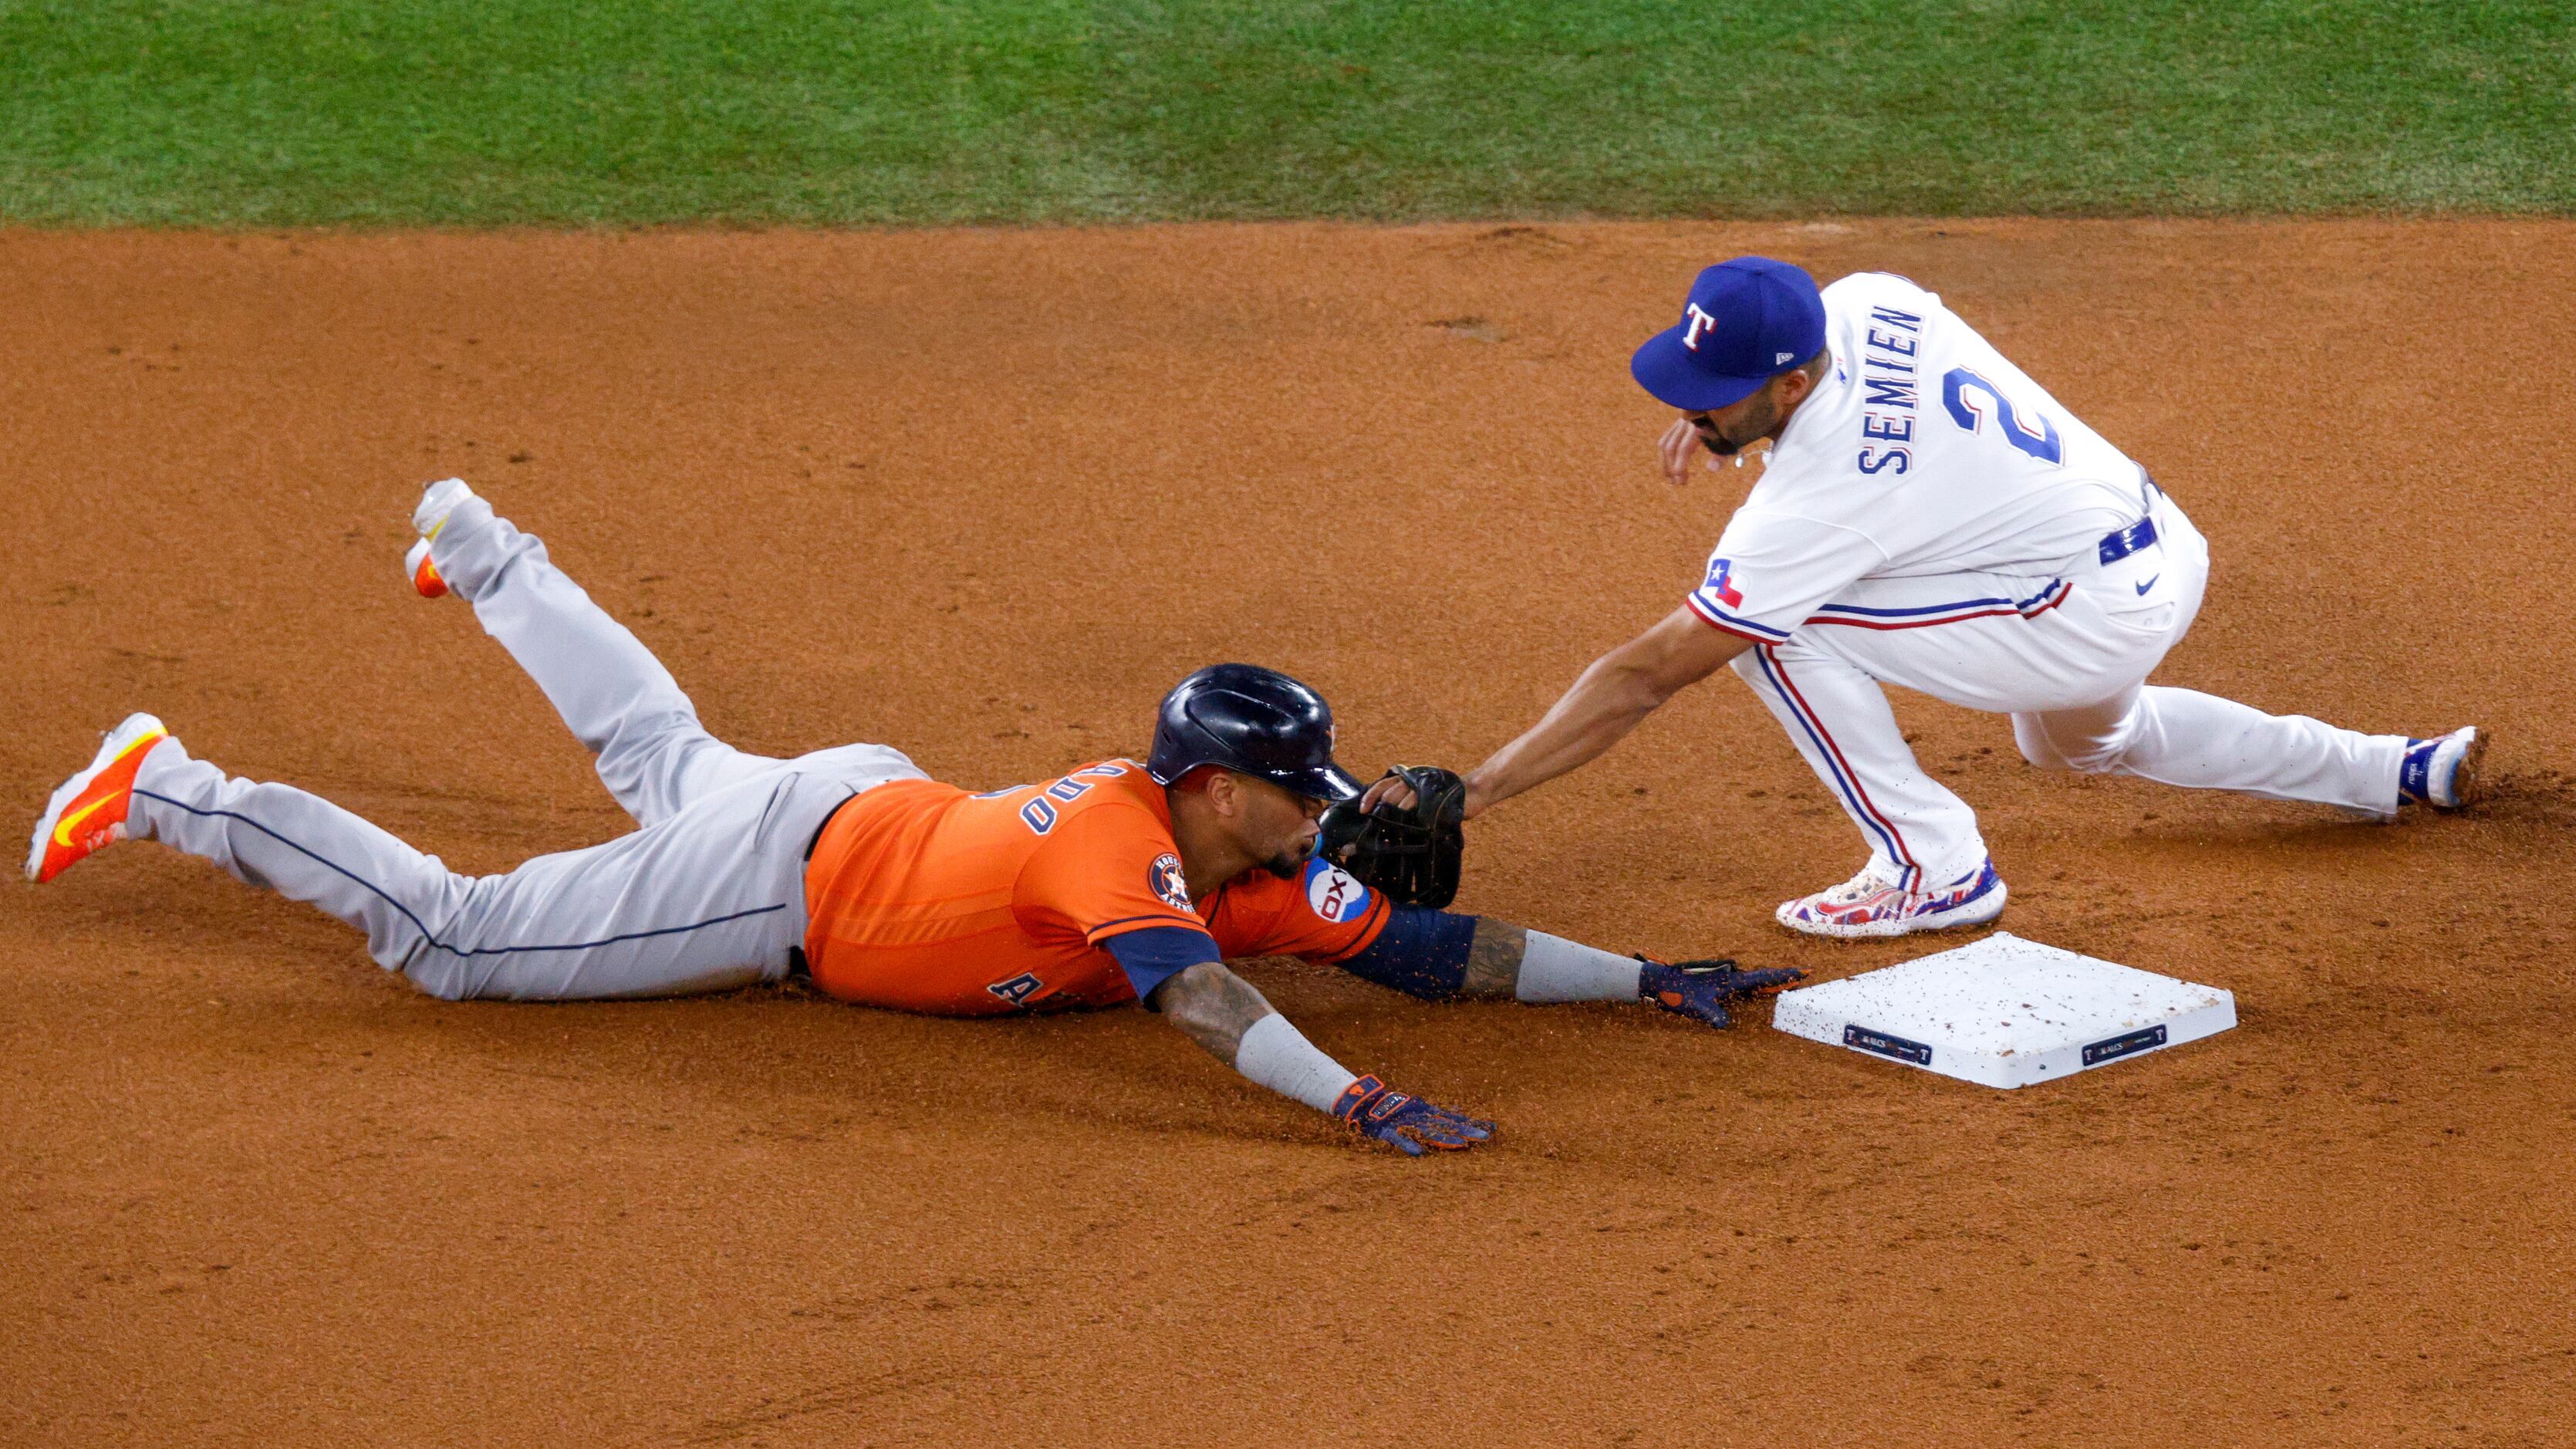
[1855,303,1922,476]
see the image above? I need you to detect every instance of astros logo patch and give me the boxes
[1302,857,1372,924]
[1149,853,1193,910]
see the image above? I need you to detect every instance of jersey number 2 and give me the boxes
[1941,366,2061,464]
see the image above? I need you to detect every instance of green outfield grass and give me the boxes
[2,0,2568,225]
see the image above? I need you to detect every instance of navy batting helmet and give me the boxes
[1146,664,1362,802]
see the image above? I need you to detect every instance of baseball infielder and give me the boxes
[29,481,1798,1153]
[1372,258,2483,937]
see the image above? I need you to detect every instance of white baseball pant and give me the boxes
[1729,489,2411,890]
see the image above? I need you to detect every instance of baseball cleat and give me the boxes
[404,477,477,599]
[2399,726,2486,810]
[1775,858,2007,940]
[403,537,447,598]
[26,713,171,883]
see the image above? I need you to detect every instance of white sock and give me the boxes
[1232,1012,1360,1113]
[1514,931,1644,1004]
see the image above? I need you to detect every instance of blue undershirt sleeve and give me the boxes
[1332,906,1478,1001]
[1104,925,1225,1005]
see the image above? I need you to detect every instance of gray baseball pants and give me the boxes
[127,495,925,1000]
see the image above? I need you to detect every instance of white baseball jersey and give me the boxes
[1686,272,2152,645]
[1675,271,2416,904]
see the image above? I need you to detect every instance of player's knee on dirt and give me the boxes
[400,952,478,1001]
[383,902,489,990]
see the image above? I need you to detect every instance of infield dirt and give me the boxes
[5,221,2571,1446]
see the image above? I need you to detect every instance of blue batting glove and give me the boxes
[1636,956,1805,1029]
[1330,1075,1494,1157]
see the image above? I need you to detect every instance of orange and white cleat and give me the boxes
[26,713,171,883]
[403,477,477,600]
[404,536,447,598]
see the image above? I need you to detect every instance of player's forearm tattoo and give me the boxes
[1150,961,1278,1063]
[1459,917,1529,999]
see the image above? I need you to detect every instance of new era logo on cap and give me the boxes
[1630,257,1827,412]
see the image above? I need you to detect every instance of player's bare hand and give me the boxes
[1330,1075,1494,1157]
[1659,414,1704,485]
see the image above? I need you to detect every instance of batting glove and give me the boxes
[1636,956,1805,1029]
[1330,1075,1494,1157]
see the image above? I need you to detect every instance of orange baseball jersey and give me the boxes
[802,758,1390,1015]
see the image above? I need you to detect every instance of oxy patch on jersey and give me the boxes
[1302,856,1372,924]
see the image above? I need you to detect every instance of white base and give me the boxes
[1770,932,2235,1089]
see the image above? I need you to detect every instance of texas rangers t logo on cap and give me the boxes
[1630,256,1827,413]
[1683,302,1719,352]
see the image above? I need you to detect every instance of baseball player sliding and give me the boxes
[1371,258,2485,937]
[28,481,1797,1155]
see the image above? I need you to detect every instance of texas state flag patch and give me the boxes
[1703,556,1745,609]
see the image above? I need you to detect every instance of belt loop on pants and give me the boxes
[2098,515,2159,566]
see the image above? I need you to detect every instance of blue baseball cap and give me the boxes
[1630,257,1827,411]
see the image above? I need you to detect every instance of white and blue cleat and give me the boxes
[2399,726,2487,811]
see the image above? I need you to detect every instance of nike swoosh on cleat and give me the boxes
[2135,575,2159,595]
[52,793,118,847]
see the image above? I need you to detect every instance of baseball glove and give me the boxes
[1317,765,1466,909]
